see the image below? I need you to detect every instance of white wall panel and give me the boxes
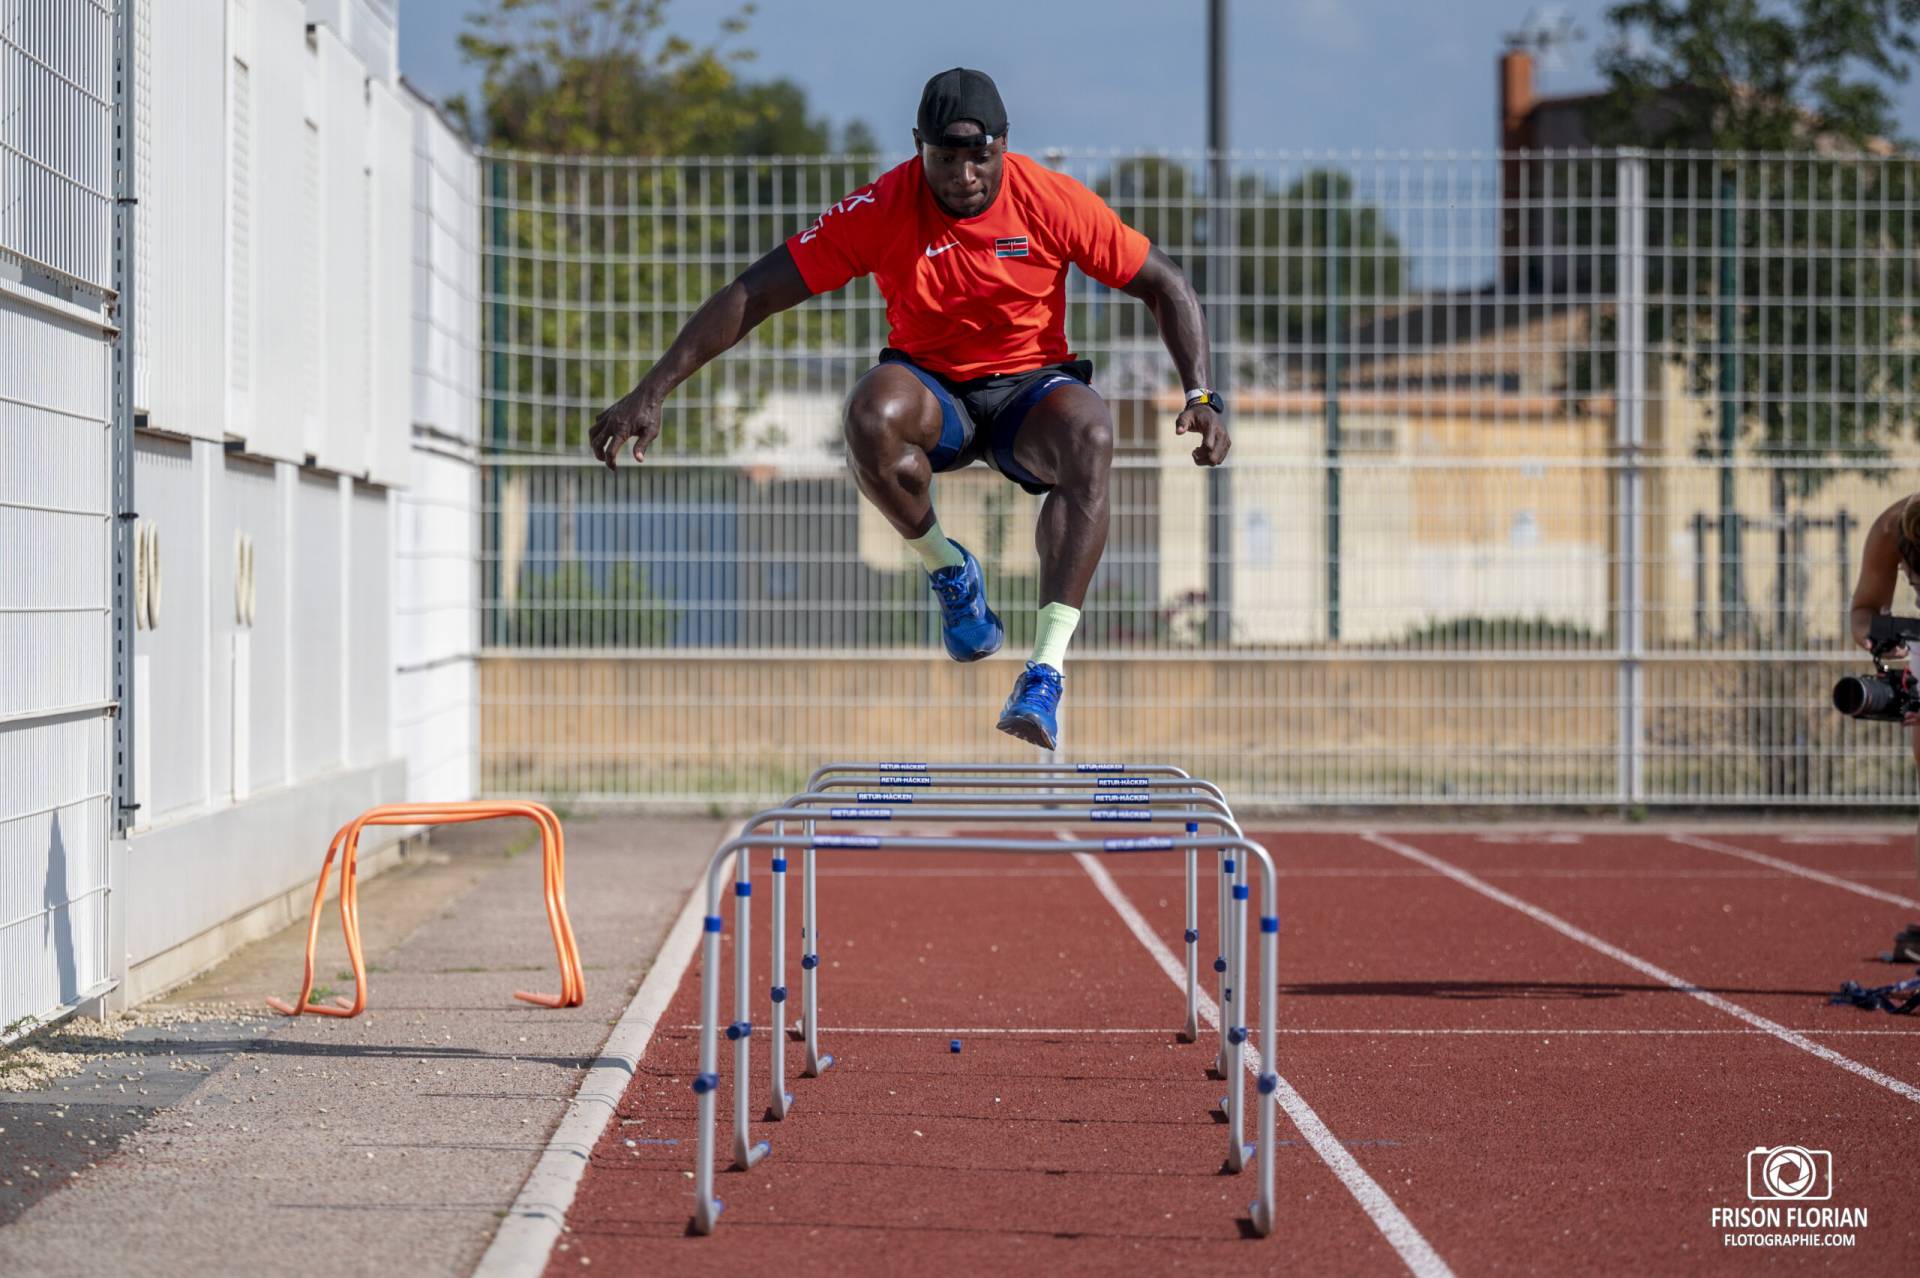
[0,717,110,1028]
[291,470,344,776]
[314,26,367,477]
[366,80,412,486]
[0,0,115,1035]
[407,88,479,445]
[0,296,110,720]
[0,292,113,1031]
[222,458,287,790]
[234,0,310,463]
[393,449,476,669]
[133,0,226,439]
[394,447,475,800]
[348,483,391,764]
[132,436,207,822]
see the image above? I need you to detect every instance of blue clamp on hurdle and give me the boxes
[1184,928,1199,944]
[1232,884,1249,901]
[1213,956,1227,973]
[771,857,787,873]
[735,882,752,897]
[1257,1072,1278,1095]
[1223,858,1235,873]
[691,1072,719,1095]
[703,915,722,933]
[1261,915,1279,934]
[770,986,787,1003]
[1227,1026,1247,1045]
[801,953,819,971]
[726,1020,753,1041]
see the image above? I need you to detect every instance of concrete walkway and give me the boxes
[0,813,724,1278]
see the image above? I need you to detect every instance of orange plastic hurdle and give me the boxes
[266,801,584,1017]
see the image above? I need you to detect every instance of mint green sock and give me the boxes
[907,520,966,572]
[1030,602,1082,672]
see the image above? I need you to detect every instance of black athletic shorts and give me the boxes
[876,347,1094,496]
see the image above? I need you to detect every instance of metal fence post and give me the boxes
[1205,0,1233,647]
[1615,151,1647,806]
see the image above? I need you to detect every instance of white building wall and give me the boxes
[116,0,423,999]
[367,80,415,487]
[394,87,480,803]
[5,0,476,1013]
[133,0,226,439]
[241,0,311,466]
[0,0,117,1033]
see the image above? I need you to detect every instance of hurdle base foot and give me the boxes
[267,995,355,1017]
[766,1092,795,1121]
[690,1198,723,1235]
[1222,1142,1255,1174]
[512,989,568,1008]
[1248,1200,1274,1237]
[803,1053,834,1077]
[731,1139,772,1170]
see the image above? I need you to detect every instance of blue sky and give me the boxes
[398,0,1920,153]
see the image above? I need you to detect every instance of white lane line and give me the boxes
[1360,831,1920,1106]
[1073,850,1455,1278]
[474,823,738,1278]
[674,1024,1920,1038]
[809,866,1870,880]
[1667,832,1920,910]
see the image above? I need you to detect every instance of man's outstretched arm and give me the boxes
[590,244,813,469]
[1121,245,1230,467]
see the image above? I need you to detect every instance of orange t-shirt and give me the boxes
[785,152,1150,381]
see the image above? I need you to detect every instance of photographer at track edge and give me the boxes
[1845,494,1920,962]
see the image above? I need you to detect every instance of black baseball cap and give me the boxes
[917,68,1008,147]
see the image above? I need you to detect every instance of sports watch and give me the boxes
[1185,387,1227,415]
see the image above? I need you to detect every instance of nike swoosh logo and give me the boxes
[925,241,961,257]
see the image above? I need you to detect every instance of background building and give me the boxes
[2,0,479,1037]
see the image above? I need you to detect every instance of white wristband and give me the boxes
[1184,387,1211,406]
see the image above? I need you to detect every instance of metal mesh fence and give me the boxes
[0,0,115,295]
[478,148,1920,806]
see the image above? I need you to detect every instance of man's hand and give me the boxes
[1175,404,1230,467]
[589,387,663,471]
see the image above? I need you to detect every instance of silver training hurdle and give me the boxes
[781,762,1245,1078]
[753,782,1245,1121]
[688,816,1282,1237]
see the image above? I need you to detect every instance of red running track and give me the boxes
[549,828,1920,1275]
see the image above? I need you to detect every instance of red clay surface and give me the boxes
[550,829,1920,1275]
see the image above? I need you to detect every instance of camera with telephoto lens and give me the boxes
[1832,615,1920,722]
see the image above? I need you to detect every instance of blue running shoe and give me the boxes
[997,661,1063,750]
[927,540,1003,662]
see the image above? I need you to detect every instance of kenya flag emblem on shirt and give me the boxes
[994,236,1030,258]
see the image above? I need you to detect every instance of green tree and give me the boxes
[1586,0,1920,472]
[461,1,888,454]
[1091,159,1407,354]
[1592,0,1920,151]
[448,0,860,156]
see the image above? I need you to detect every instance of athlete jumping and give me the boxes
[589,67,1229,749]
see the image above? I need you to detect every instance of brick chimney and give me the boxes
[1500,47,1534,150]
[1499,46,1535,292]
